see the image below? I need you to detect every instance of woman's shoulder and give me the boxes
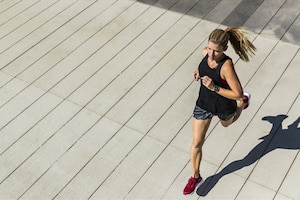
[220,57,236,79]
[201,47,208,57]
[223,54,232,62]
[220,55,234,72]
[222,55,233,66]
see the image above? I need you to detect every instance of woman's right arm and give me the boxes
[193,48,207,81]
[193,69,199,81]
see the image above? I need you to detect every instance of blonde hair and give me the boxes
[208,27,256,62]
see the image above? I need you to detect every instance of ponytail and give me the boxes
[209,27,256,62]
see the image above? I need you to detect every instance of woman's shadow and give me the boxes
[197,114,300,196]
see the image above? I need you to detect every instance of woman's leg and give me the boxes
[220,94,249,127]
[190,118,212,177]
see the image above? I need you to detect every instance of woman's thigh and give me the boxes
[192,118,212,146]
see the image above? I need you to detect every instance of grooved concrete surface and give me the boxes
[0,0,299,199]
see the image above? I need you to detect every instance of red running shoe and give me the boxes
[183,176,202,195]
[243,93,251,109]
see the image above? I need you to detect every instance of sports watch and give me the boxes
[213,85,220,92]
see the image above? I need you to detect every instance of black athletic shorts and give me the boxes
[193,106,235,121]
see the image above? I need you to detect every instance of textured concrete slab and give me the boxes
[0,0,299,199]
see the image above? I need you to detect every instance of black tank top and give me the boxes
[196,54,237,115]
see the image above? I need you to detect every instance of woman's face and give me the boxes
[206,41,226,61]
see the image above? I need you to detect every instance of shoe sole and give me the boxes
[243,92,251,109]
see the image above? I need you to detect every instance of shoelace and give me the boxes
[188,178,198,186]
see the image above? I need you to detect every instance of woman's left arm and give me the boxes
[218,59,243,100]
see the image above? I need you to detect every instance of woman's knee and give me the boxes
[220,120,231,127]
[220,116,234,127]
[191,138,205,149]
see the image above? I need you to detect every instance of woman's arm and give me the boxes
[217,59,243,100]
[201,59,243,100]
[193,48,208,81]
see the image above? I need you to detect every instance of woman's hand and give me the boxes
[201,76,215,91]
[193,70,200,81]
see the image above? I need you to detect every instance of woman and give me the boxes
[183,27,256,195]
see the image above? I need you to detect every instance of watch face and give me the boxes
[214,85,220,92]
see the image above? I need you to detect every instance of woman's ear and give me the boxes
[223,45,228,51]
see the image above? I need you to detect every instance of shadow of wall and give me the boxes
[137,0,300,46]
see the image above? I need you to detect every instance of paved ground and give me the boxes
[0,0,299,199]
